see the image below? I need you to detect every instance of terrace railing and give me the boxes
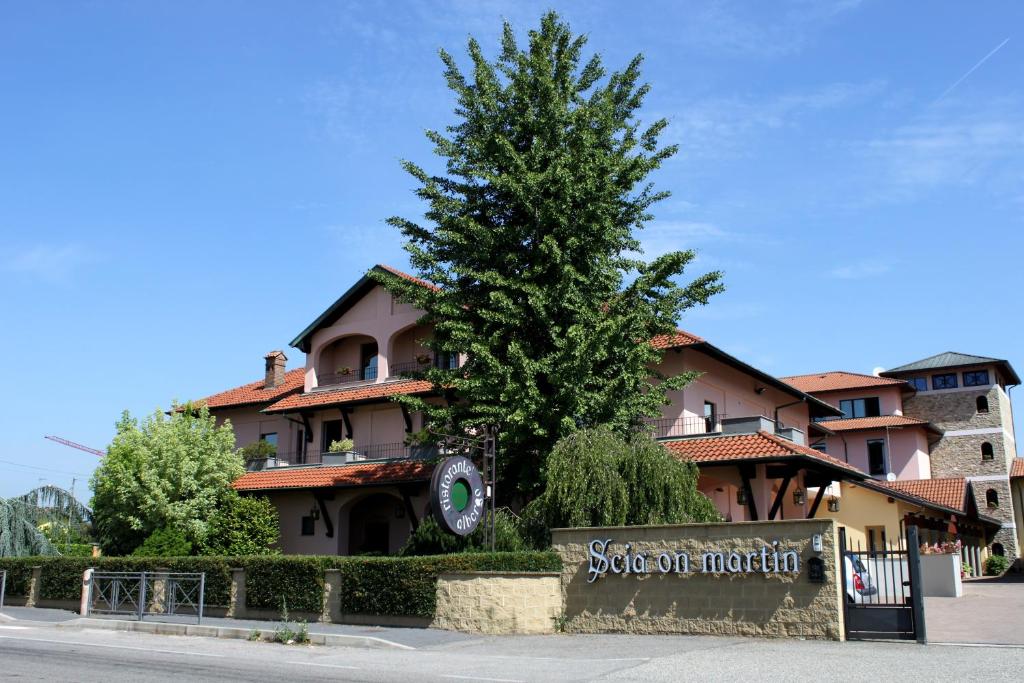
[643,414,726,439]
[316,365,378,388]
[244,442,442,470]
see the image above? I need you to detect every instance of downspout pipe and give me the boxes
[774,398,807,430]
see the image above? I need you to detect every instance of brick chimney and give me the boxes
[264,350,287,389]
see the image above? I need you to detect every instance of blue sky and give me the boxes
[1,1,1021,497]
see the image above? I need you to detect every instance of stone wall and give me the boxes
[903,386,1004,431]
[930,433,1009,478]
[433,572,562,635]
[552,519,843,640]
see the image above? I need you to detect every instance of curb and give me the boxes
[56,618,415,650]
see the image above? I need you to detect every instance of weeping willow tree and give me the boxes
[0,485,91,557]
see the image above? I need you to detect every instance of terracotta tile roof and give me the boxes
[263,379,433,413]
[376,264,440,292]
[1011,458,1024,479]
[233,459,433,492]
[651,330,704,350]
[780,371,907,394]
[194,368,305,411]
[814,415,932,432]
[882,478,967,512]
[663,431,865,478]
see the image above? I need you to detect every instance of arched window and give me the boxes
[981,442,994,460]
[976,395,989,413]
[986,489,999,508]
[992,543,1005,557]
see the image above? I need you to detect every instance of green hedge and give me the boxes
[0,551,561,618]
[332,552,562,618]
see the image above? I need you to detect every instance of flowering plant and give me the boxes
[919,539,962,555]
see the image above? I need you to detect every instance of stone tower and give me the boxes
[882,352,1021,559]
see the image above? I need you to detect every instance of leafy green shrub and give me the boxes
[238,440,277,461]
[199,495,279,556]
[133,527,192,557]
[243,555,324,613]
[332,551,561,618]
[328,438,355,453]
[985,554,1010,576]
[0,557,38,595]
[59,543,96,558]
[399,510,530,556]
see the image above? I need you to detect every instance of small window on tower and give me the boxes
[976,396,989,413]
[981,442,994,460]
[986,489,999,508]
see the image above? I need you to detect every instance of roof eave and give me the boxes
[289,268,383,353]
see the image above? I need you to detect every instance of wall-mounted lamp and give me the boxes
[792,488,806,506]
[827,496,840,512]
[754,386,766,395]
[736,488,748,506]
[310,505,320,521]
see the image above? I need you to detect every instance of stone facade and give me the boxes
[551,520,843,641]
[903,386,1005,432]
[432,572,563,635]
[930,433,1009,479]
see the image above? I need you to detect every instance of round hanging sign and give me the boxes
[430,455,486,536]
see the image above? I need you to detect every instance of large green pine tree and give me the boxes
[372,12,723,498]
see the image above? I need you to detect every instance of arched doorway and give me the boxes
[347,493,408,555]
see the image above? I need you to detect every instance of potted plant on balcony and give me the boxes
[324,438,360,465]
[238,440,279,470]
[404,428,438,459]
[415,353,432,366]
[336,366,352,377]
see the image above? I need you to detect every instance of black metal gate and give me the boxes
[839,525,926,643]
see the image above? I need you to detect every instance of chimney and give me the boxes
[264,350,287,389]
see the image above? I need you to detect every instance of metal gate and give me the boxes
[87,571,205,624]
[839,526,926,643]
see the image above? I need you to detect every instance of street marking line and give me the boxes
[441,676,524,683]
[285,661,360,670]
[0,635,225,657]
[929,641,1024,650]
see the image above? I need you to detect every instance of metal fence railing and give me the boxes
[642,415,726,439]
[244,442,443,470]
[87,571,205,624]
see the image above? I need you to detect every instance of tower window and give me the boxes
[963,370,990,387]
[931,373,958,390]
[986,489,999,508]
[981,442,994,460]
[976,396,989,413]
[907,377,927,391]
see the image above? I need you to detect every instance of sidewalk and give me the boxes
[925,576,1024,646]
[0,605,475,649]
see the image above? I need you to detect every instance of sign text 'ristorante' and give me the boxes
[587,539,801,583]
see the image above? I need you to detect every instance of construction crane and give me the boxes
[44,435,105,457]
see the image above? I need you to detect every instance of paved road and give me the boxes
[1,620,1022,682]
[926,575,1024,646]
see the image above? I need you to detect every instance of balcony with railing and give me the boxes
[316,365,378,388]
[243,441,441,471]
[643,414,727,440]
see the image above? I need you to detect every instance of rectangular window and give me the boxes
[322,419,343,451]
[434,352,458,370]
[839,397,881,419]
[301,516,315,536]
[259,432,278,447]
[932,373,958,390]
[963,370,990,387]
[703,401,717,432]
[907,377,927,391]
[867,440,887,476]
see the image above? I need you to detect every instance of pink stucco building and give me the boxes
[189,265,1005,558]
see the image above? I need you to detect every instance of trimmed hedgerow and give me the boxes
[242,555,325,613]
[0,551,560,618]
[0,558,38,596]
[331,552,562,618]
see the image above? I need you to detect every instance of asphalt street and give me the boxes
[0,620,1022,682]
